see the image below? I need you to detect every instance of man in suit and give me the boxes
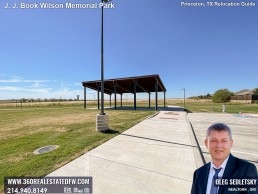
[191,123,257,194]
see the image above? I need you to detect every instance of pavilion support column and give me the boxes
[114,83,117,110]
[134,80,137,110]
[164,91,166,108]
[84,86,86,109]
[109,94,111,107]
[155,79,158,111]
[121,94,123,107]
[148,92,151,108]
[97,86,100,110]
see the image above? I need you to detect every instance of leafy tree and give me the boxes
[21,98,27,103]
[253,88,258,95]
[212,89,233,103]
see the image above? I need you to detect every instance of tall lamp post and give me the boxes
[101,0,112,115]
[182,88,185,108]
[96,0,112,132]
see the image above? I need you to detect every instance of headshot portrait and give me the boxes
[191,123,258,194]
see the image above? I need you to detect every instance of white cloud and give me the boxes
[0,77,49,83]
[0,86,18,91]
[0,88,83,100]
[31,82,40,87]
[0,86,49,93]
[0,75,122,100]
[73,82,83,86]
[0,75,85,100]
[86,90,97,94]
[1,79,49,83]
[0,79,22,83]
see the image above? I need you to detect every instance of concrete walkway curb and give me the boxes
[47,110,199,194]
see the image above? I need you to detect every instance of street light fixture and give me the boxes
[181,88,185,108]
[100,0,112,115]
[96,0,111,132]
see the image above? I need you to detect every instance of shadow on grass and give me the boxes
[184,108,193,113]
[103,129,120,134]
[106,106,193,113]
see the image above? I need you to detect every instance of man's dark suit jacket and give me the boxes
[191,154,258,194]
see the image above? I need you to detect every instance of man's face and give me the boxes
[205,129,233,164]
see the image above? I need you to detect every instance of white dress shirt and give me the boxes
[206,156,229,194]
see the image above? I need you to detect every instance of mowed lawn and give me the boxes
[0,108,155,192]
[171,101,258,114]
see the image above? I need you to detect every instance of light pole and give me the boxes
[96,0,111,132]
[100,0,112,115]
[181,88,185,108]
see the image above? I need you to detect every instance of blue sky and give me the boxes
[0,0,257,100]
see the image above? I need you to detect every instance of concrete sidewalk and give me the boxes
[188,112,258,169]
[48,111,201,194]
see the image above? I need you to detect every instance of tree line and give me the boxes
[189,88,258,103]
[10,98,79,103]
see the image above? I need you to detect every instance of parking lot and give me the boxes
[188,112,258,169]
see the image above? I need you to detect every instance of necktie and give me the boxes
[210,167,222,194]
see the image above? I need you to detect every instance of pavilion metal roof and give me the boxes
[234,89,254,96]
[82,74,166,95]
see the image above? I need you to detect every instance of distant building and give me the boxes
[231,89,258,103]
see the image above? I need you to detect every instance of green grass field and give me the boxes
[1,99,258,113]
[172,101,258,113]
[0,108,155,192]
[0,100,257,193]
